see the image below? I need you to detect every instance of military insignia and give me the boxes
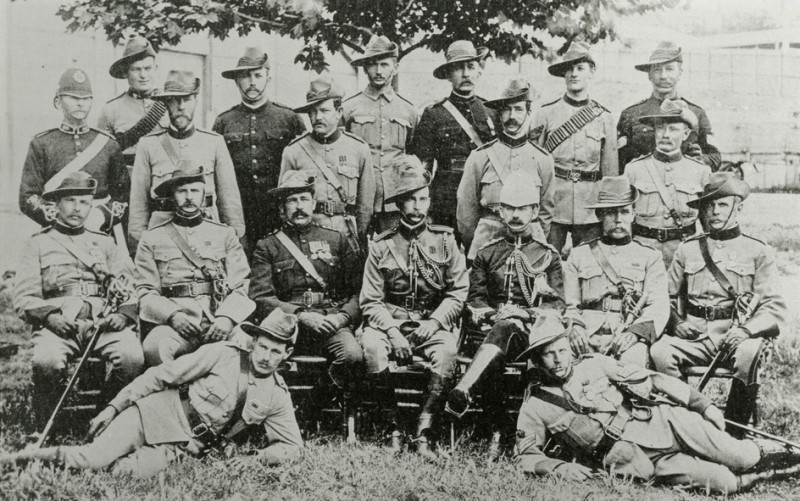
[339,155,347,163]
[309,241,332,260]
[73,70,87,83]
[617,135,627,149]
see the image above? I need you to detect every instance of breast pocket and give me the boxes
[273,259,298,292]
[584,123,605,163]
[224,132,244,145]
[153,246,184,280]
[479,168,502,205]
[196,244,226,269]
[241,399,271,425]
[389,116,412,147]
[684,259,709,299]
[337,163,360,203]
[151,163,176,194]
[577,266,605,301]
[41,252,81,288]
[349,115,379,146]
[192,379,231,420]
[727,261,755,294]
[632,182,661,217]
[620,267,646,293]
[672,179,702,218]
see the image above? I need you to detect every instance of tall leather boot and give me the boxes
[446,345,504,418]
[414,373,449,461]
[31,373,66,432]
[725,380,759,438]
[372,369,402,453]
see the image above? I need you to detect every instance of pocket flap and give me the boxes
[352,115,376,124]
[274,259,296,274]
[154,247,183,262]
[684,259,707,274]
[547,411,575,433]
[578,266,604,280]
[390,116,411,128]
[727,261,755,276]
[242,398,270,424]
[337,164,359,178]
[224,132,244,143]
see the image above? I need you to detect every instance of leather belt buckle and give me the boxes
[604,423,623,441]
[657,228,671,242]
[321,200,335,216]
[405,296,416,311]
[705,305,716,321]
[79,281,91,297]
[303,290,315,308]
[601,296,611,312]
[568,170,581,183]
[191,422,212,439]
[188,282,200,297]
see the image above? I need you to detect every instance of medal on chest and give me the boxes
[309,241,332,260]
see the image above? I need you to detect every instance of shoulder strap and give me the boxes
[45,231,102,270]
[643,160,682,225]
[542,102,604,153]
[698,236,738,298]
[163,223,213,279]
[528,385,574,411]
[43,134,110,192]
[297,141,347,202]
[589,241,622,287]
[483,143,508,181]
[442,100,484,147]
[385,237,409,276]
[274,231,327,290]
[158,133,181,166]
[220,350,257,441]
[115,100,167,150]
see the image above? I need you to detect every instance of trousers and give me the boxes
[360,327,457,376]
[650,336,762,383]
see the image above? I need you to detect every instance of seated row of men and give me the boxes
[7,147,785,487]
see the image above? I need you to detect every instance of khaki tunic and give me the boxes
[129,127,246,250]
[342,86,418,213]
[97,91,169,160]
[531,96,619,225]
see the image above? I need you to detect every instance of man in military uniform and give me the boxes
[514,313,800,494]
[214,47,307,250]
[360,158,468,459]
[1,309,304,477]
[128,70,245,251]
[617,41,720,172]
[19,68,128,239]
[280,77,375,252]
[249,171,363,400]
[625,99,711,267]
[447,171,563,458]
[530,42,619,254]
[342,36,419,233]
[13,172,143,426]
[134,167,255,366]
[563,176,669,367]
[457,79,554,260]
[651,173,785,436]
[408,40,497,232]
[97,35,168,170]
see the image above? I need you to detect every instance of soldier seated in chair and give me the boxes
[13,172,143,427]
[514,312,800,494]
[446,170,563,460]
[651,172,785,436]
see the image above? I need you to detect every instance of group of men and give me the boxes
[5,34,797,494]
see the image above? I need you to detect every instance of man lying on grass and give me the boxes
[1,309,303,477]
[514,312,800,494]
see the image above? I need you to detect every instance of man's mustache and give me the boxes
[291,210,310,218]
[504,119,520,127]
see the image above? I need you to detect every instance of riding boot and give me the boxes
[371,369,402,453]
[725,380,759,438]
[31,373,66,432]
[746,438,800,472]
[446,344,504,418]
[414,373,448,461]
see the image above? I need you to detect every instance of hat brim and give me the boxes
[151,89,200,101]
[484,90,530,109]
[584,188,640,209]
[433,47,490,79]
[293,96,337,114]
[58,90,93,98]
[267,182,315,200]
[638,114,694,129]
[42,187,97,202]
[634,54,682,72]
[686,181,749,208]
[153,173,206,198]
[221,64,269,80]
[240,322,295,344]
[515,328,569,362]
[547,55,595,77]
[384,178,430,204]
[109,47,158,79]
[351,48,399,66]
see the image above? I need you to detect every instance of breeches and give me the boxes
[32,326,143,384]
[359,327,457,376]
[142,325,207,367]
[650,336,763,383]
[294,325,364,384]
[482,319,528,359]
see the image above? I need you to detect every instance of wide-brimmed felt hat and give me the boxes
[42,171,97,202]
[585,176,639,209]
[56,68,92,98]
[294,77,345,113]
[638,98,698,130]
[110,36,157,79]
[516,313,571,361]
[153,164,205,198]
[484,78,532,109]
[269,170,316,200]
[433,40,490,80]
[635,41,683,72]
[500,170,540,207]
[221,47,270,79]
[385,155,429,204]
[687,172,750,208]
[240,309,298,345]
[351,35,399,66]
[152,70,201,101]
[548,41,595,77]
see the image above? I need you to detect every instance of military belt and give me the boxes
[687,302,735,321]
[291,291,330,308]
[581,296,623,313]
[592,405,632,461]
[43,281,102,299]
[314,200,355,217]
[180,389,219,447]
[162,281,215,298]
[554,166,602,183]
[386,294,438,312]
[150,194,213,212]
[633,222,695,242]
[122,153,136,166]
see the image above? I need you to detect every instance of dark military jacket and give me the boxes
[468,231,565,317]
[408,93,498,228]
[617,94,720,171]
[213,101,307,241]
[249,222,360,322]
[19,125,128,227]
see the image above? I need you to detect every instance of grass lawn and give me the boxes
[1,193,799,500]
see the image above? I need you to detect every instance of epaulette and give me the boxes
[590,99,610,113]
[90,127,115,140]
[343,130,367,144]
[34,128,58,138]
[631,238,658,251]
[202,217,227,227]
[106,92,127,104]
[151,218,174,229]
[475,138,498,151]
[144,129,167,137]
[271,101,295,111]
[627,153,652,165]
[528,140,550,156]
[427,224,453,233]
[679,97,700,108]
[33,225,54,236]
[196,128,220,136]
[273,372,289,391]
[216,105,238,118]
[85,228,109,236]
[342,92,362,103]
[684,232,707,243]
[374,227,398,242]
[621,98,649,112]
[396,92,415,107]
[575,236,601,249]
[742,234,767,246]
[534,237,560,254]
[540,97,561,108]
[286,132,310,147]
[683,155,706,166]
[479,236,505,251]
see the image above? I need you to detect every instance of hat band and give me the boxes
[306,91,331,101]
[164,82,198,93]
[596,192,635,204]
[237,56,268,67]
[446,49,480,61]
